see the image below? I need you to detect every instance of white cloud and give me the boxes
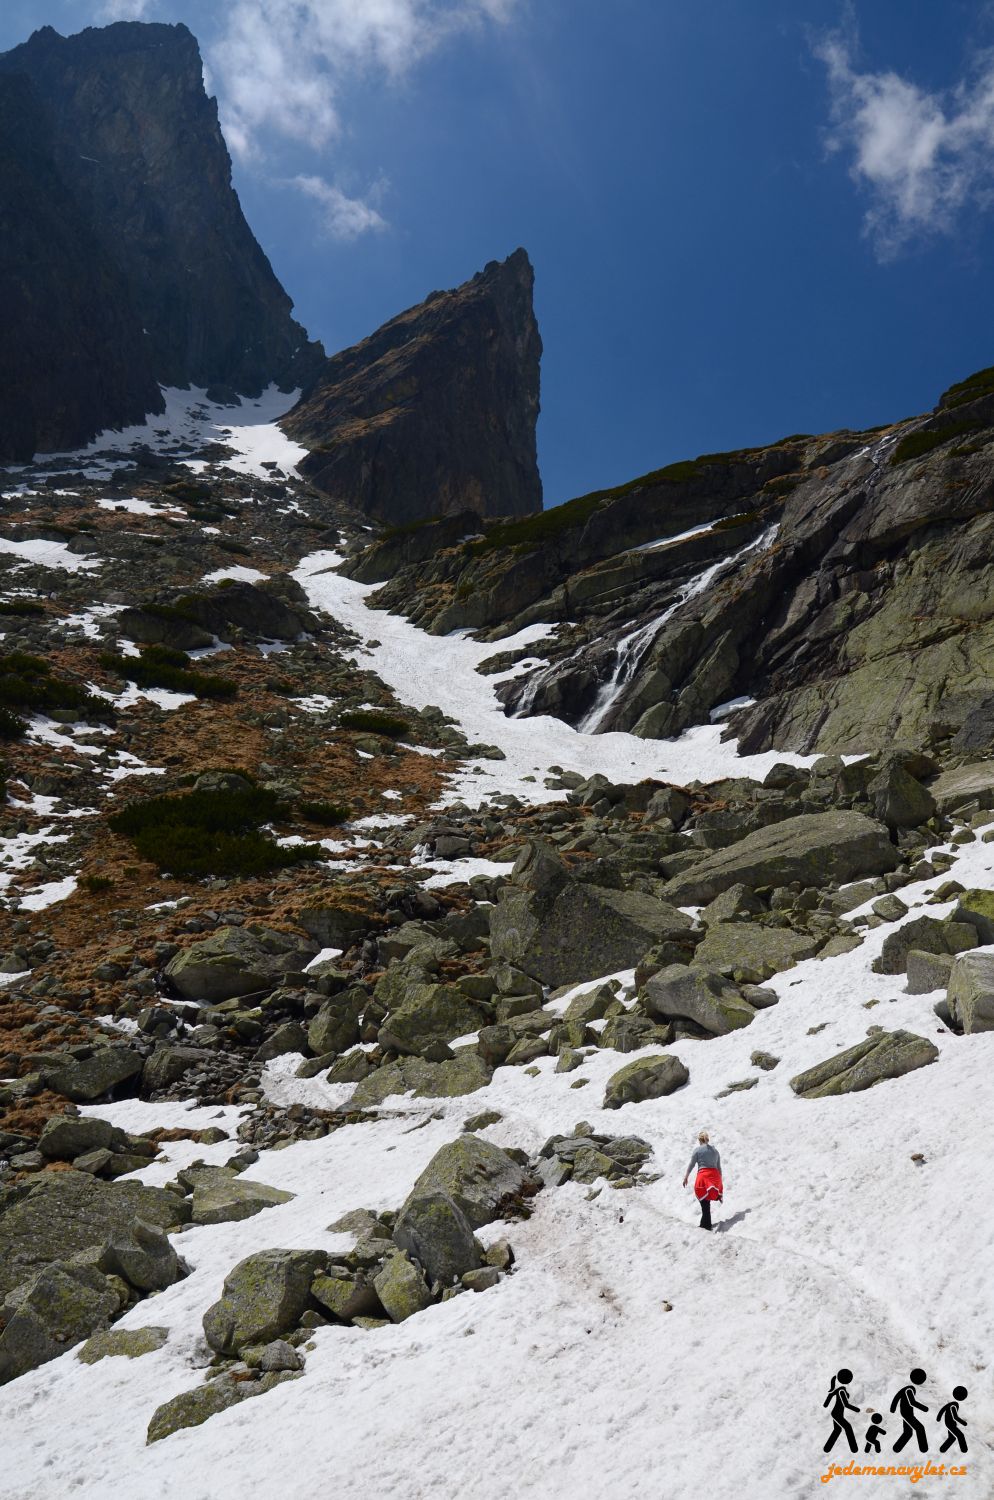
[211,0,519,156]
[290,173,388,240]
[817,34,994,257]
[97,0,155,17]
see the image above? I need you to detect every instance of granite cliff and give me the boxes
[0,21,322,461]
[282,249,543,525]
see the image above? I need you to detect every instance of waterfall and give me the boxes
[578,523,780,734]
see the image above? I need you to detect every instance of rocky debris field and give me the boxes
[3,399,994,1498]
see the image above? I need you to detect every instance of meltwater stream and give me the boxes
[578,523,780,733]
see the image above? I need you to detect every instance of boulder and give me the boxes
[867,758,936,830]
[392,1192,482,1286]
[951,889,994,945]
[662,812,898,906]
[349,1053,492,1107]
[701,884,765,923]
[373,1252,433,1322]
[401,1136,532,1230]
[642,965,760,1036]
[41,1047,143,1102]
[78,1326,168,1364]
[603,1054,689,1109]
[600,1014,672,1052]
[790,1030,938,1098]
[147,1370,300,1444]
[98,1219,185,1293]
[142,1045,218,1093]
[0,1262,120,1384]
[693,922,818,976]
[311,1271,383,1323]
[296,903,373,950]
[180,1166,295,1226]
[490,878,692,988]
[0,1171,189,1301]
[872,917,977,975]
[377,984,485,1056]
[307,989,365,1057]
[164,925,319,1003]
[254,1021,309,1063]
[930,761,994,817]
[946,952,994,1034]
[38,1116,127,1160]
[906,950,955,995]
[202,1249,328,1355]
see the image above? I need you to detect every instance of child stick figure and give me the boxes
[864,1414,886,1453]
[937,1387,969,1454]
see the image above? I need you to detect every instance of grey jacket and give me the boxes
[686,1144,721,1175]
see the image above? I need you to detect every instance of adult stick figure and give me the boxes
[937,1387,969,1454]
[890,1368,929,1453]
[823,1368,859,1454]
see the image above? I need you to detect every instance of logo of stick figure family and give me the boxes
[823,1368,969,1455]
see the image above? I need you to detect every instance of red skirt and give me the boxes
[694,1168,723,1203]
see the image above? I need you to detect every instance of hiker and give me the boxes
[682,1130,723,1231]
[890,1369,929,1453]
[937,1387,968,1454]
[822,1369,859,1454]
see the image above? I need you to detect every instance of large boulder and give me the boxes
[0,1262,120,1385]
[946,952,994,1034]
[790,1030,938,1098]
[603,1054,689,1109]
[872,917,977,975]
[662,811,898,906]
[377,984,486,1056]
[490,878,692,988]
[178,1166,295,1226]
[951,889,994,945]
[98,1219,185,1293]
[164,925,319,1003]
[142,1045,219,1093]
[307,989,365,1057]
[642,965,761,1035]
[38,1116,126,1160]
[349,1053,492,1107]
[929,761,994,817]
[147,1370,300,1443]
[40,1047,143,1102]
[400,1136,532,1230]
[392,1192,482,1287]
[0,1171,189,1302]
[374,1251,434,1320]
[693,922,818,977]
[202,1249,328,1355]
[867,758,936,830]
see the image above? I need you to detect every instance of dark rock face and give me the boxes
[0,21,322,460]
[283,249,542,525]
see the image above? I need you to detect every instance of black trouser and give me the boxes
[699,1197,712,1229]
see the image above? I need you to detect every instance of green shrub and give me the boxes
[0,705,26,739]
[0,651,108,720]
[298,799,350,826]
[80,873,113,893]
[0,599,44,616]
[338,709,409,738]
[890,423,982,466]
[939,365,994,409]
[99,649,237,701]
[108,784,323,877]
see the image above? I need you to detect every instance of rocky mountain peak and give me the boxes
[282,247,543,526]
[0,20,323,461]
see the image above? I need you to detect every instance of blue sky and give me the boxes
[4,1,994,506]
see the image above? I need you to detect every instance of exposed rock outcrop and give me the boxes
[284,249,542,526]
[0,21,322,460]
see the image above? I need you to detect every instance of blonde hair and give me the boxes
[698,1131,709,1144]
